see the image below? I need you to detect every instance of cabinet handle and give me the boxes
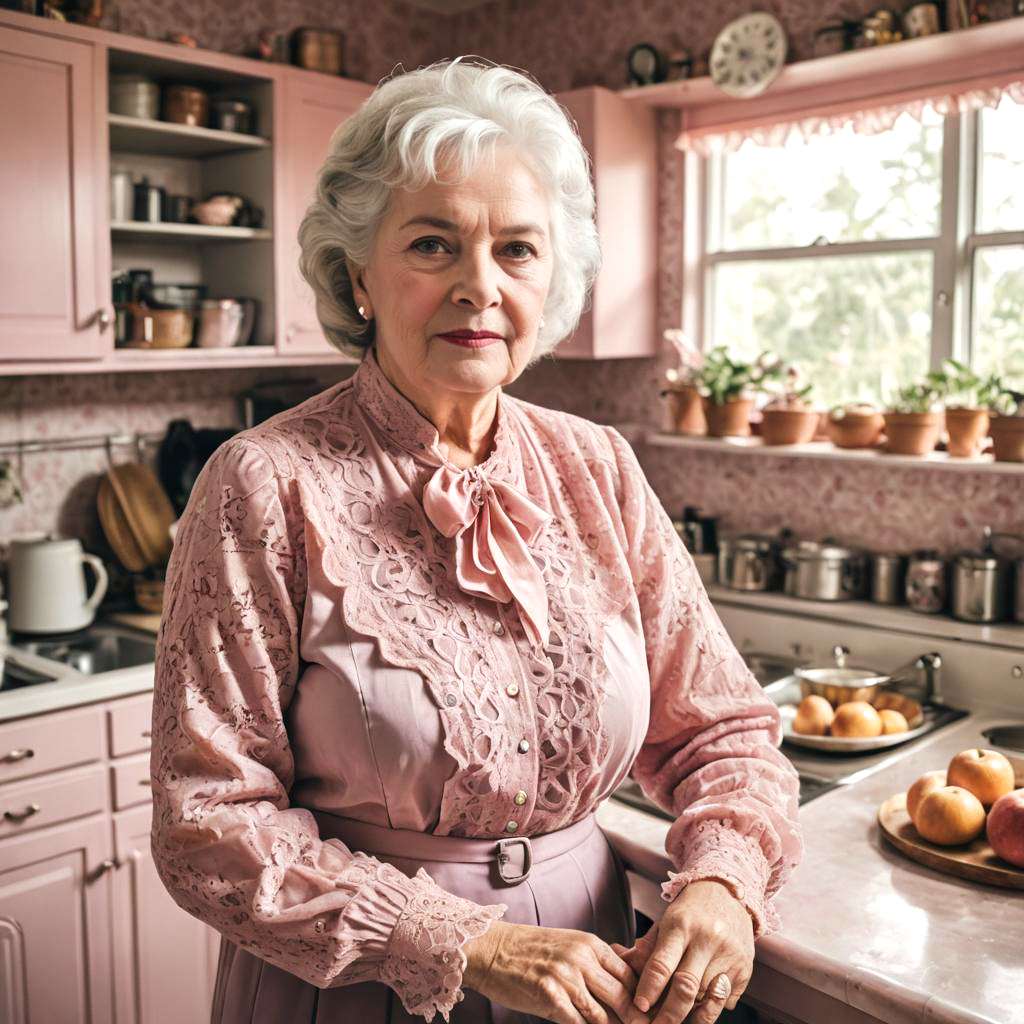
[88,858,119,882]
[81,308,113,332]
[1,748,34,763]
[138,780,152,787]
[141,730,152,738]
[4,803,41,823]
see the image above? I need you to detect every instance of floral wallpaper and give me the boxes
[2,0,1022,591]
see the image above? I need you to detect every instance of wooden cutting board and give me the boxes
[108,611,162,636]
[878,793,1024,891]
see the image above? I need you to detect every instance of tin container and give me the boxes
[905,550,947,614]
[870,551,907,605]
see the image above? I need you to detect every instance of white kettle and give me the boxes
[6,533,109,634]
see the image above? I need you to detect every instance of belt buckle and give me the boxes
[495,836,532,884]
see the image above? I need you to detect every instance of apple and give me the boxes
[831,701,882,738]
[915,786,986,846]
[906,770,947,824]
[793,695,834,736]
[879,709,909,735]
[947,748,1015,808]
[987,788,1024,868]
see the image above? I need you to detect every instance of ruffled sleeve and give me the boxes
[602,427,802,937]
[150,435,505,1021]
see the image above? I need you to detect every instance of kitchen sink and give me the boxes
[6,623,156,676]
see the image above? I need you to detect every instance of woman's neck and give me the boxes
[373,347,499,469]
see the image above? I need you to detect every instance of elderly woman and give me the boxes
[151,58,801,1024]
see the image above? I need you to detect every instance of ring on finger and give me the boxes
[709,973,732,1002]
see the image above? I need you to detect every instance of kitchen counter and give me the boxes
[599,713,1024,1024]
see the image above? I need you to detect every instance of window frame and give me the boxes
[692,106,1024,384]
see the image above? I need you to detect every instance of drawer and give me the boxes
[0,705,104,784]
[112,752,152,811]
[108,693,153,757]
[0,763,106,839]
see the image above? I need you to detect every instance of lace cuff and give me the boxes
[378,867,507,1021]
[660,821,779,938]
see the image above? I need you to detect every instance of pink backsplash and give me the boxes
[2,0,1022,568]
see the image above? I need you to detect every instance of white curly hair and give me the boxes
[297,57,601,360]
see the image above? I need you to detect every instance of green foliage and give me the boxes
[927,359,1004,410]
[889,380,943,414]
[693,345,786,405]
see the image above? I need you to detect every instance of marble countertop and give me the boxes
[598,714,1024,1024]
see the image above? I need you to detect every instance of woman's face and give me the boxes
[350,147,553,404]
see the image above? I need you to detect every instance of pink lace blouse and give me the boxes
[150,351,802,1021]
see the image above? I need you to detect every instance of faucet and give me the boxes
[888,652,944,706]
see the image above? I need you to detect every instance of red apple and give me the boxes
[947,748,1016,808]
[987,788,1024,868]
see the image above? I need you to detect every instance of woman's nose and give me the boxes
[451,251,501,309]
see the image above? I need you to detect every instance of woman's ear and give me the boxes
[346,257,372,319]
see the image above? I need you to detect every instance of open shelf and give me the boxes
[111,221,271,243]
[108,114,270,157]
[645,431,1024,475]
[708,584,1024,651]
[108,346,356,372]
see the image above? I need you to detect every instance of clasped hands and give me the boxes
[463,879,754,1024]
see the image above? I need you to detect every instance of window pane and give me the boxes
[712,253,933,409]
[973,246,1024,388]
[720,108,944,250]
[977,96,1024,233]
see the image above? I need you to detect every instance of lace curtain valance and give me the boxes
[674,75,1024,155]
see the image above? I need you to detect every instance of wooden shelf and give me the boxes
[108,346,356,372]
[108,114,270,157]
[645,431,1024,475]
[111,221,271,242]
[708,585,1024,651]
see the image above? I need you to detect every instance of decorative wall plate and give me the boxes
[710,13,787,98]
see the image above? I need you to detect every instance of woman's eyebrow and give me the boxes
[399,215,547,238]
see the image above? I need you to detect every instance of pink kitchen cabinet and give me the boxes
[111,803,218,1024]
[554,87,658,359]
[0,26,110,362]
[0,816,114,1024]
[274,70,373,356]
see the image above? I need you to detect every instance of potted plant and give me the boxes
[930,360,1002,458]
[826,402,886,449]
[883,381,945,456]
[659,329,706,435]
[989,387,1024,462]
[760,366,819,446]
[694,346,784,438]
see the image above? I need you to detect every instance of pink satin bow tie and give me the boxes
[422,464,551,648]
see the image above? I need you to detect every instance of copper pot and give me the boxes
[702,396,754,438]
[163,84,209,127]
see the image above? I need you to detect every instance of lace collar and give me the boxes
[353,348,513,475]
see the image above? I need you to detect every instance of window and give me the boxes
[702,97,1024,409]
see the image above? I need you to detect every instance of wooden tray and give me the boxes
[878,793,1024,891]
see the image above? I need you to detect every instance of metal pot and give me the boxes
[794,645,888,704]
[869,551,907,604]
[781,541,867,601]
[717,534,782,591]
[951,549,1011,623]
[906,550,947,614]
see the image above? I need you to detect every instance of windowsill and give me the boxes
[645,431,1024,475]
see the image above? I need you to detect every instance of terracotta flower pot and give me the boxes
[702,396,754,437]
[989,414,1024,462]
[944,406,990,458]
[760,408,820,446]
[663,385,706,435]
[826,411,885,449]
[883,410,944,456]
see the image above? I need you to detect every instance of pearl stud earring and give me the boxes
[358,305,370,320]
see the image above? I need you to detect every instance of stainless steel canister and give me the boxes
[951,550,1012,623]
[781,541,866,601]
[905,550,947,614]
[870,551,907,604]
[110,171,134,222]
[717,534,782,591]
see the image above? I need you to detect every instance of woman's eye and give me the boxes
[503,242,534,259]
[411,238,448,254]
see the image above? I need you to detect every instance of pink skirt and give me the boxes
[210,812,635,1024]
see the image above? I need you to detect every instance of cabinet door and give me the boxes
[275,71,371,355]
[554,87,657,359]
[111,804,218,1024]
[0,27,109,361]
[0,816,114,1024]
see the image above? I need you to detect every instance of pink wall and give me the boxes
[2,0,1022,569]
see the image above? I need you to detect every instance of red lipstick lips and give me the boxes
[437,330,504,348]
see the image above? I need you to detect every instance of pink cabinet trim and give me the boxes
[0,705,104,785]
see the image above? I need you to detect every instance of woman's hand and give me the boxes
[610,880,755,1024]
[463,920,651,1024]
